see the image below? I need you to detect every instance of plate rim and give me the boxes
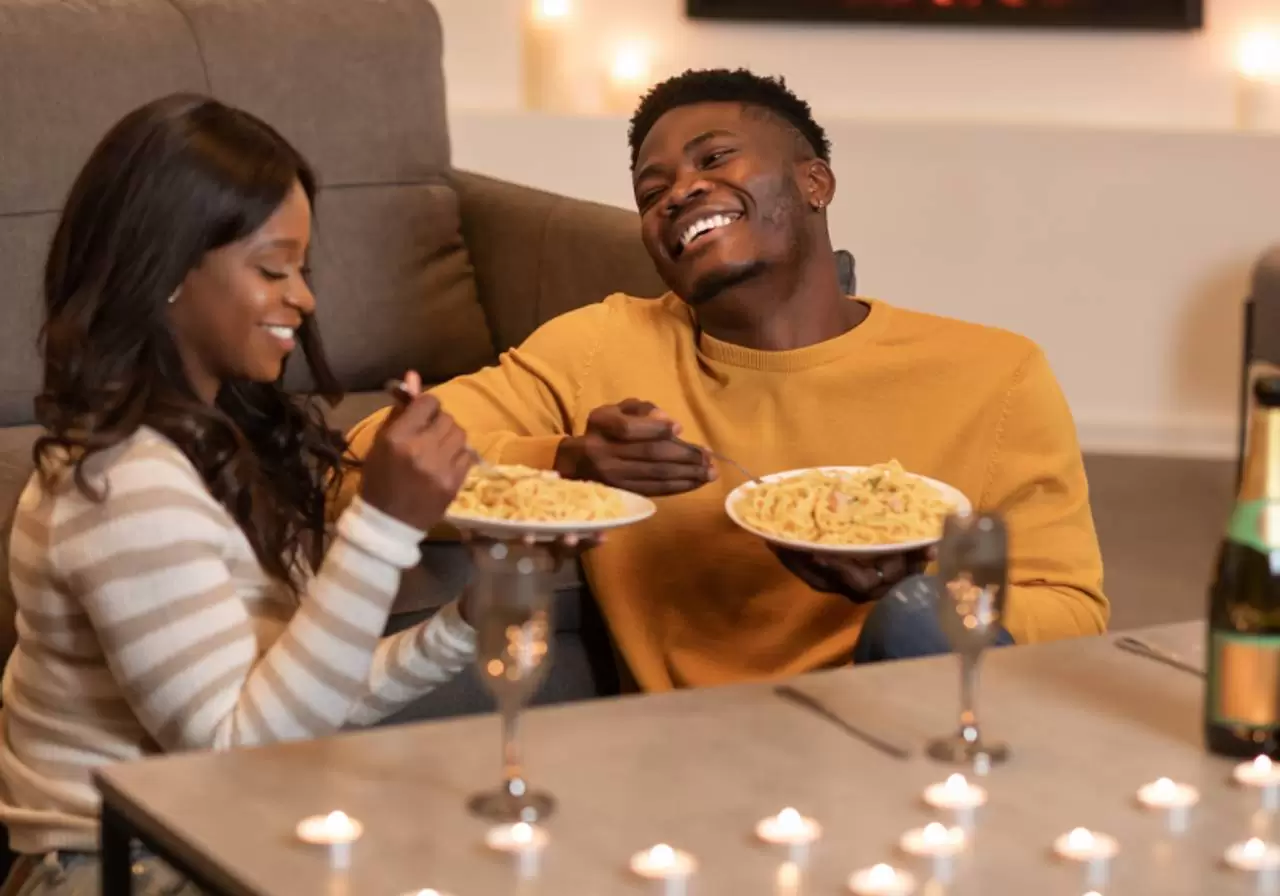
[723,464,972,556]
[444,483,657,538]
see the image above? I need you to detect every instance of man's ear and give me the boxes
[803,158,836,210]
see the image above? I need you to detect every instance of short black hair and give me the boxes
[628,68,831,170]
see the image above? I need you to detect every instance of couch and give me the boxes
[0,0,858,724]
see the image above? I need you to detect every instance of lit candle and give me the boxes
[484,822,548,879]
[1235,29,1280,131]
[296,810,363,870]
[847,862,917,896]
[1136,777,1200,834]
[603,41,653,115]
[521,0,578,114]
[1225,837,1280,872]
[922,773,986,829]
[630,844,696,895]
[757,807,822,863]
[898,822,965,858]
[1053,827,1118,889]
[1235,756,1280,810]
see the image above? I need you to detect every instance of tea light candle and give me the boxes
[898,822,965,858]
[1225,837,1280,872]
[1053,828,1118,889]
[923,774,987,811]
[1235,756,1280,810]
[484,822,548,878]
[1136,777,1200,833]
[757,807,821,863]
[631,844,696,895]
[296,810,363,870]
[847,863,917,896]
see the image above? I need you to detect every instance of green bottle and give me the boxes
[1206,376,1280,757]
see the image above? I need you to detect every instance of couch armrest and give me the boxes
[451,170,665,353]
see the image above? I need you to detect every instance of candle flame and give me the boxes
[1238,30,1280,82]
[1067,827,1095,850]
[867,863,898,884]
[534,0,571,19]
[922,822,949,844]
[511,822,534,845]
[1257,755,1275,772]
[649,843,675,866]
[323,811,355,835]
[1153,777,1174,791]
[944,773,968,791]
[1246,838,1268,857]
[776,807,803,830]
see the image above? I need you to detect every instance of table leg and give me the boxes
[100,802,132,896]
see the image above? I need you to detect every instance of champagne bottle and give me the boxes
[1206,376,1280,757]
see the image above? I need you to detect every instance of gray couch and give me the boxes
[0,0,859,724]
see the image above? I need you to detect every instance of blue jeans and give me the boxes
[851,574,1016,664]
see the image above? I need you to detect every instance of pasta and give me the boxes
[449,464,628,523]
[733,461,953,546]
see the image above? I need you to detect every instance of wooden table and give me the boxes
[97,622,1253,896]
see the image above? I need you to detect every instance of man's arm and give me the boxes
[337,302,615,515]
[984,347,1109,643]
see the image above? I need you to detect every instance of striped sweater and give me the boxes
[0,427,475,854]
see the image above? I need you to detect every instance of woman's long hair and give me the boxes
[35,94,348,591]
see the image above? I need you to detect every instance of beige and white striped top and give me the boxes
[0,427,475,854]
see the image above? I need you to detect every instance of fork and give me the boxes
[672,437,762,483]
[1113,635,1205,679]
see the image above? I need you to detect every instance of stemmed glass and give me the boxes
[926,510,1012,767]
[466,541,557,822]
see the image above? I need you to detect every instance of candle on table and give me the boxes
[1136,777,1199,834]
[757,807,822,863]
[485,822,548,878]
[521,0,578,113]
[1225,837,1280,871]
[630,844,696,896]
[1053,827,1118,889]
[847,862,917,896]
[923,773,986,828]
[1235,756,1280,810]
[296,810,363,870]
[899,822,964,886]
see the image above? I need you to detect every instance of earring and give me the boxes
[813,199,827,210]
[167,287,181,304]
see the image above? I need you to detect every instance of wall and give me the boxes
[437,1,1280,458]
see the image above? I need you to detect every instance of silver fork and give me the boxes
[1113,635,1205,678]
[672,437,761,483]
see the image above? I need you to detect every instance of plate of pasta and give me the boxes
[724,461,970,555]
[445,463,656,539]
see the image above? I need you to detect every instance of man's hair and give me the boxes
[628,68,831,170]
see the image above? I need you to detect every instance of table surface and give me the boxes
[97,621,1259,896]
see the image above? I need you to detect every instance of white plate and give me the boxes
[724,465,972,557]
[445,486,656,542]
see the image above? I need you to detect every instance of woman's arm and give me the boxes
[54,438,441,750]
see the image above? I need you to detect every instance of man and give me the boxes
[343,69,1107,691]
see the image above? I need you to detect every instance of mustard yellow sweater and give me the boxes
[345,294,1107,691]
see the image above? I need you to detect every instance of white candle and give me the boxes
[1053,827,1118,889]
[1235,756,1280,810]
[603,41,653,115]
[296,810,363,870]
[1136,777,1199,833]
[484,822,548,879]
[898,822,965,858]
[521,0,578,114]
[1225,837,1280,872]
[847,862,917,896]
[631,843,696,895]
[923,774,987,811]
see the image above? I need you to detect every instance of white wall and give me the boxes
[436,2,1280,459]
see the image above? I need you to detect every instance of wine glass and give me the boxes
[466,541,557,822]
[926,510,1012,767]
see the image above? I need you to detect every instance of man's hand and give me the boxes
[773,547,932,604]
[553,399,715,497]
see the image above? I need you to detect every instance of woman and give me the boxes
[0,94,478,895]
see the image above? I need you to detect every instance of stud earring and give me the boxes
[167,287,180,304]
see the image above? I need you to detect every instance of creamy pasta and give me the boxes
[449,464,628,522]
[733,461,953,546]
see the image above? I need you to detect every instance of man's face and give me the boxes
[632,102,810,305]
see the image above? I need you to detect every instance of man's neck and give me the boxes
[692,260,866,352]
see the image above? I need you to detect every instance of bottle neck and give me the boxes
[1240,407,1280,504]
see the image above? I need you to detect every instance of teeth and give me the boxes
[264,326,294,340]
[679,213,739,250]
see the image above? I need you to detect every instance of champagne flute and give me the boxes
[466,541,557,822]
[926,510,1011,767]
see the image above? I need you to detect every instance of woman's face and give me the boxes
[168,180,315,403]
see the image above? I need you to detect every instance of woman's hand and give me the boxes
[773,546,933,604]
[359,371,474,531]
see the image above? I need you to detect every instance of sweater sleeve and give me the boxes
[981,348,1110,643]
[54,441,466,750]
[339,300,615,516]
